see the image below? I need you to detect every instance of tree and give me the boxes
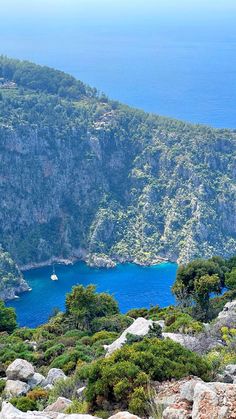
[225,268,236,290]
[0,300,17,333]
[193,274,221,319]
[172,259,223,320]
[65,285,119,330]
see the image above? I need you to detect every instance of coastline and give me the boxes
[19,253,171,272]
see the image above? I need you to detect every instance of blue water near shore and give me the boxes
[6,262,177,328]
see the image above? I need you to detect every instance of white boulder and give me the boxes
[46,368,67,385]
[108,413,141,419]
[6,358,34,382]
[28,372,46,389]
[105,317,163,356]
[4,379,30,397]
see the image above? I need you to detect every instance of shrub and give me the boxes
[0,379,6,395]
[91,314,133,333]
[80,337,211,414]
[10,396,37,412]
[65,400,88,414]
[27,388,49,401]
[164,313,203,334]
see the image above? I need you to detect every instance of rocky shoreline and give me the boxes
[19,252,171,272]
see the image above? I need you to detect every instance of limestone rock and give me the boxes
[6,358,34,381]
[179,378,202,402]
[108,413,141,419]
[44,397,72,413]
[46,368,67,385]
[57,415,101,419]
[28,372,46,389]
[105,317,163,356]
[162,404,191,419]
[0,402,51,418]
[5,379,30,397]
[192,382,236,419]
[162,333,199,351]
[217,300,236,320]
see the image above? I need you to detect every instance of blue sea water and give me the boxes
[6,262,177,328]
[1,1,236,127]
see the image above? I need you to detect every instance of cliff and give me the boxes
[0,248,30,301]
[0,56,235,267]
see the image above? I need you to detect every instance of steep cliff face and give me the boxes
[0,57,235,266]
[0,248,29,300]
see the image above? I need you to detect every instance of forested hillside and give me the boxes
[0,56,235,267]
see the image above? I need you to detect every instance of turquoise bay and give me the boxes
[7,262,177,328]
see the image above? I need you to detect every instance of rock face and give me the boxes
[0,58,236,269]
[104,317,163,356]
[0,249,30,301]
[6,358,34,382]
[154,377,236,419]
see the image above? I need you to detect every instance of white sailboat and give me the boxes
[51,265,58,281]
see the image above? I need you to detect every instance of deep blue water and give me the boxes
[6,262,177,328]
[1,1,236,127]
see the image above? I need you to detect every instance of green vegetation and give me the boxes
[0,56,235,269]
[80,338,210,416]
[1,257,236,417]
[0,300,17,333]
[172,256,236,320]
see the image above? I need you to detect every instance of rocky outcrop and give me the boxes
[104,317,164,356]
[6,358,34,382]
[192,382,236,418]
[86,254,116,269]
[0,248,30,301]
[154,377,236,419]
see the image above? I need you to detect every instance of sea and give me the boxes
[0,1,236,128]
[6,262,177,328]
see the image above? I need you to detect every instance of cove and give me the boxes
[6,262,177,328]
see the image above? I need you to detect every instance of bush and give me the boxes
[80,337,211,414]
[10,396,37,412]
[164,313,203,334]
[27,388,49,401]
[91,314,133,333]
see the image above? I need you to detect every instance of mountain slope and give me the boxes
[0,56,235,266]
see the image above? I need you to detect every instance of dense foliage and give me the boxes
[172,256,236,320]
[0,57,235,268]
[81,338,211,416]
